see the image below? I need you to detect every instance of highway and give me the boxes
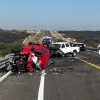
[0,50,100,100]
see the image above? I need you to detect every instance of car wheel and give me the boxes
[72,50,77,57]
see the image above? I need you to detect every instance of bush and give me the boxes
[0,42,24,56]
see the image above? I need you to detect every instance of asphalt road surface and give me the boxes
[0,50,100,100]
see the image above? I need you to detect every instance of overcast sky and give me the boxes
[0,0,100,30]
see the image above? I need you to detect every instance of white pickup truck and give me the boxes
[49,42,80,57]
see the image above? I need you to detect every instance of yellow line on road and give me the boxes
[75,57,100,70]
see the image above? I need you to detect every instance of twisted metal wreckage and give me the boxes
[11,43,51,74]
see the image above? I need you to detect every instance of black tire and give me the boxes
[58,51,65,57]
[17,61,25,72]
[72,50,77,57]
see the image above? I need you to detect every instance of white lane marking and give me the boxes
[0,71,11,83]
[37,70,46,100]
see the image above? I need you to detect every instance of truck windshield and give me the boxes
[51,44,60,48]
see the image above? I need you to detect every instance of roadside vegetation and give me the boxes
[0,42,24,56]
[58,31,100,48]
[0,30,100,56]
[0,30,29,56]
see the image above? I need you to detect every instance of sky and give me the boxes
[0,0,100,30]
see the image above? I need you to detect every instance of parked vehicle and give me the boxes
[42,36,52,44]
[72,42,86,51]
[48,42,80,57]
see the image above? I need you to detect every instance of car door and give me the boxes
[60,43,67,54]
[65,43,72,53]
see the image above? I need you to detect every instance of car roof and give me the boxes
[73,42,86,46]
[73,42,84,44]
[52,42,68,44]
[43,36,52,39]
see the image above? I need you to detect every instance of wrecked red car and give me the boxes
[11,43,50,73]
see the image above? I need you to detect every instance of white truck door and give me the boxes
[65,43,72,53]
[60,44,67,53]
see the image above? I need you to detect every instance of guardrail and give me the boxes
[0,54,14,83]
[0,54,14,70]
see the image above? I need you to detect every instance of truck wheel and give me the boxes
[72,50,77,57]
[61,52,65,57]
